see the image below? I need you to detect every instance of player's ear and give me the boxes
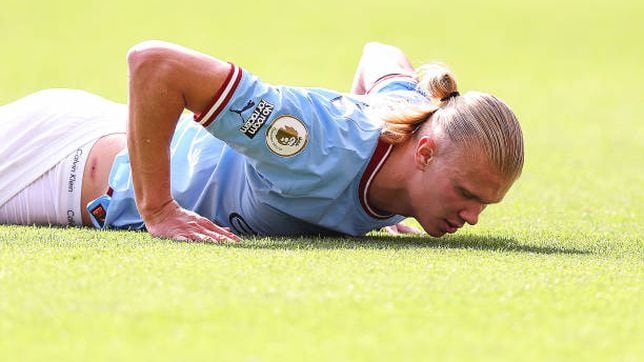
[415,135,436,171]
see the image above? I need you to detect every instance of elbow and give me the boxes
[363,41,391,52]
[363,41,401,56]
[363,41,383,53]
[126,40,174,78]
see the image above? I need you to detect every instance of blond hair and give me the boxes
[375,62,524,180]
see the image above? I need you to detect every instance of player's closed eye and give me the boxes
[460,188,474,200]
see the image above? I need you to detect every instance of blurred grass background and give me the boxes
[1,0,642,236]
[0,0,642,361]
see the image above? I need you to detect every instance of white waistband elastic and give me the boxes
[60,141,93,226]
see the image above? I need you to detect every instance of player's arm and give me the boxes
[350,42,416,95]
[126,40,240,243]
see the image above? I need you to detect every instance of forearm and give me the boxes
[126,41,230,220]
[126,63,182,217]
[350,42,416,95]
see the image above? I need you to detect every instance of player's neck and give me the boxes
[368,143,413,216]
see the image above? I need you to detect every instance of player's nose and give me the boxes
[459,203,485,225]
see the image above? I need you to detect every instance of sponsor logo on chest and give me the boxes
[239,99,274,138]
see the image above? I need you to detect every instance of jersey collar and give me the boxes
[358,139,394,219]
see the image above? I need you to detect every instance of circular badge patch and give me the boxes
[265,115,308,157]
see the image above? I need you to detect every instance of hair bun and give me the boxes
[416,63,458,104]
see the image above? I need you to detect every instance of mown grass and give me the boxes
[1,0,642,361]
[0,226,641,361]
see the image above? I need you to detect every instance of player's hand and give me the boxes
[143,200,241,243]
[383,222,423,235]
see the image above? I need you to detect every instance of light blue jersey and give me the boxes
[90,64,429,236]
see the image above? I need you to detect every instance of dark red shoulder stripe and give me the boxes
[193,63,243,127]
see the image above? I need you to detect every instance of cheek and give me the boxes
[443,191,464,211]
[412,191,446,227]
[411,181,450,215]
[430,183,459,211]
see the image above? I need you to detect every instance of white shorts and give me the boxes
[0,89,127,226]
[0,141,93,226]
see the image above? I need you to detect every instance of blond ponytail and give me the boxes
[377,62,524,180]
[416,63,459,104]
[376,63,459,145]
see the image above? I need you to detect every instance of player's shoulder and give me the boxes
[368,73,421,95]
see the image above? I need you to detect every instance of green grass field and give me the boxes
[1,0,642,361]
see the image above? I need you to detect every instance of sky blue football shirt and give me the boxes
[95,64,429,236]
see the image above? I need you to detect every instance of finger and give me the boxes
[195,218,241,242]
[201,223,240,242]
[171,226,230,243]
[220,226,242,241]
[191,232,223,243]
[383,226,400,235]
[189,224,239,243]
[223,230,242,242]
[201,229,240,244]
[212,225,241,241]
[398,224,423,234]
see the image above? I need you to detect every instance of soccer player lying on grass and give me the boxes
[0,41,524,242]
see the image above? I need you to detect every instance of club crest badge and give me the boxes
[265,116,308,157]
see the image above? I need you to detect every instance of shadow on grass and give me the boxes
[232,234,591,255]
[0,225,590,255]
